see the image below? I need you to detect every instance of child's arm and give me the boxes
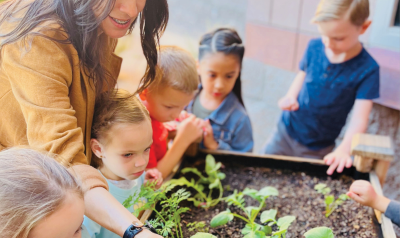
[278,71,306,111]
[347,180,400,226]
[157,115,204,179]
[324,99,373,175]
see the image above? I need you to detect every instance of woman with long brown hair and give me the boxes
[0,0,167,237]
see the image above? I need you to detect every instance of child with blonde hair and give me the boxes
[0,148,85,238]
[84,89,162,238]
[140,46,204,178]
[263,0,379,176]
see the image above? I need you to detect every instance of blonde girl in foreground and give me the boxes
[0,148,85,238]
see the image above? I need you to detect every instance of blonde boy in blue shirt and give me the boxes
[263,0,379,175]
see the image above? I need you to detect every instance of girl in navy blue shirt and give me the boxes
[186,28,253,152]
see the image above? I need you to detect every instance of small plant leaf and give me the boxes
[338,194,350,201]
[261,209,277,223]
[209,178,220,190]
[257,186,279,198]
[245,206,259,218]
[210,210,234,228]
[314,183,327,191]
[243,230,266,238]
[217,172,226,180]
[205,154,217,174]
[190,232,217,238]
[241,224,254,235]
[304,227,334,238]
[260,225,272,235]
[325,195,335,206]
[277,215,296,231]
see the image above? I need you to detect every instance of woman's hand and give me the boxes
[136,229,163,238]
[203,119,218,150]
[145,169,163,189]
[347,180,390,213]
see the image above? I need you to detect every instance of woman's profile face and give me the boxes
[27,193,85,238]
[101,0,146,39]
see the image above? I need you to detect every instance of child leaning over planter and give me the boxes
[83,89,163,238]
[347,180,400,226]
[140,46,204,179]
[186,28,254,152]
[263,0,379,175]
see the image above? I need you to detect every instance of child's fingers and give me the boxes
[323,153,335,165]
[347,191,364,204]
[336,157,346,173]
[346,157,353,168]
[327,158,340,175]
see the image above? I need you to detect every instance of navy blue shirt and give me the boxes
[282,38,380,150]
[187,92,254,152]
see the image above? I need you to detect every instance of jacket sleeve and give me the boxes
[217,115,254,152]
[1,35,87,165]
[384,200,400,227]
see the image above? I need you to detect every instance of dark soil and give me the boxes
[176,161,380,238]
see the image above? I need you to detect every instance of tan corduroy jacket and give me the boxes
[0,26,122,191]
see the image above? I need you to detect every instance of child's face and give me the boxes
[141,86,194,122]
[317,18,370,55]
[100,0,146,39]
[28,193,84,238]
[94,120,153,181]
[198,52,240,100]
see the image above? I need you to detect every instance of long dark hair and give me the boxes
[198,28,245,107]
[0,0,168,96]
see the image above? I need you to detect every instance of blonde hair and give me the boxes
[149,45,199,94]
[91,89,151,167]
[0,148,83,238]
[312,0,370,26]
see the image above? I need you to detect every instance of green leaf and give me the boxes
[191,232,217,238]
[242,224,254,235]
[260,225,272,235]
[325,195,334,206]
[245,206,259,218]
[257,186,279,198]
[217,172,226,180]
[205,154,217,174]
[261,209,277,223]
[243,188,261,200]
[243,230,266,238]
[210,210,234,228]
[182,167,203,178]
[277,216,296,231]
[338,194,350,201]
[314,183,327,191]
[304,227,334,238]
[209,178,220,190]
[169,177,193,187]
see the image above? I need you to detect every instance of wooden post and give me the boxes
[351,133,394,186]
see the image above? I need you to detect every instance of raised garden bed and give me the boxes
[135,151,394,238]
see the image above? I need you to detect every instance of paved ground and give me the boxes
[116,0,400,234]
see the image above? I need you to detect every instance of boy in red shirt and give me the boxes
[140,46,203,178]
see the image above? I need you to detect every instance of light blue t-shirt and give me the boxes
[82,172,146,238]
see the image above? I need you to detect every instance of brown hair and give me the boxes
[149,45,199,94]
[0,148,83,238]
[91,89,151,167]
[0,0,168,96]
[312,0,370,26]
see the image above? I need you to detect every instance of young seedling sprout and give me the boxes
[210,186,296,238]
[170,154,225,209]
[304,227,334,238]
[314,183,350,217]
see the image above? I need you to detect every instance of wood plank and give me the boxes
[370,172,397,238]
[351,134,394,161]
[200,149,327,165]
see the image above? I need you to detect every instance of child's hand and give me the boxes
[347,180,390,213]
[176,110,191,122]
[324,149,353,175]
[203,119,219,150]
[176,115,203,145]
[278,96,299,111]
[145,169,163,189]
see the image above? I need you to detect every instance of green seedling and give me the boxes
[210,186,296,238]
[314,183,350,217]
[170,154,225,209]
[187,221,209,233]
[303,227,334,238]
[123,182,190,238]
[190,233,217,238]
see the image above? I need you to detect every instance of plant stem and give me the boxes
[153,209,168,224]
[232,213,251,224]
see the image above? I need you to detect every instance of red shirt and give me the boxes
[146,117,168,168]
